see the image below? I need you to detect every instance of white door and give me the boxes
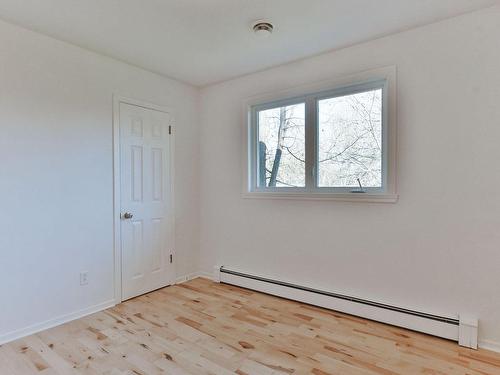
[119,102,173,300]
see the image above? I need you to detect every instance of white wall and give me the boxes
[199,6,500,348]
[0,20,200,341]
[2,4,500,351]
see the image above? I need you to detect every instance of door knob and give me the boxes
[122,212,133,219]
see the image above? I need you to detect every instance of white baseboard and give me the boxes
[479,339,500,353]
[197,271,213,280]
[1,273,209,345]
[181,268,492,351]
[220,268,460,342]
[0,273,212,346]
[175,271,213,284]
[175,272,199,284]
[4,273,490,353]
[0,299,116,346]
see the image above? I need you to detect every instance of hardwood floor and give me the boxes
[1,278,500,374]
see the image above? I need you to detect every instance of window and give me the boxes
[246,69,397,202]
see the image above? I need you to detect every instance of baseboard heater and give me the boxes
[213,266,478,349]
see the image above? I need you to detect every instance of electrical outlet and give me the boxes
[80,272,89,286]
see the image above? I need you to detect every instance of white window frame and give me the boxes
[242,66,398,202]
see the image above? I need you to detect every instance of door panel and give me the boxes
[131,220,144,279]
[131,146,144,202]
[120,102,172,300]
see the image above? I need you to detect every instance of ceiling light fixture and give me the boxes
[252,21,274,37]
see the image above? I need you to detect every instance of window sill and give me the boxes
[242,192,398,203]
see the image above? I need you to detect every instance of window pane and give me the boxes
[318,88,382,188]
[258,103,305,187]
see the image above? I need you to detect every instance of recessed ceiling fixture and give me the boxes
[252,21,274,37]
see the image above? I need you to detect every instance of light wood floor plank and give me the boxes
[1,278,500,374]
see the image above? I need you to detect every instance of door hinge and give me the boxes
[168,125,172,135]
[169,254,173,264]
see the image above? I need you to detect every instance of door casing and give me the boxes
[113,95,176,304]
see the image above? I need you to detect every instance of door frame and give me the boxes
[112,94,176,304]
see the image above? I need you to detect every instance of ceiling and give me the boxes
[0,0,497,86]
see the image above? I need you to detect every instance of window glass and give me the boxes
[257,103,305,187]
[318,89,382,188]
